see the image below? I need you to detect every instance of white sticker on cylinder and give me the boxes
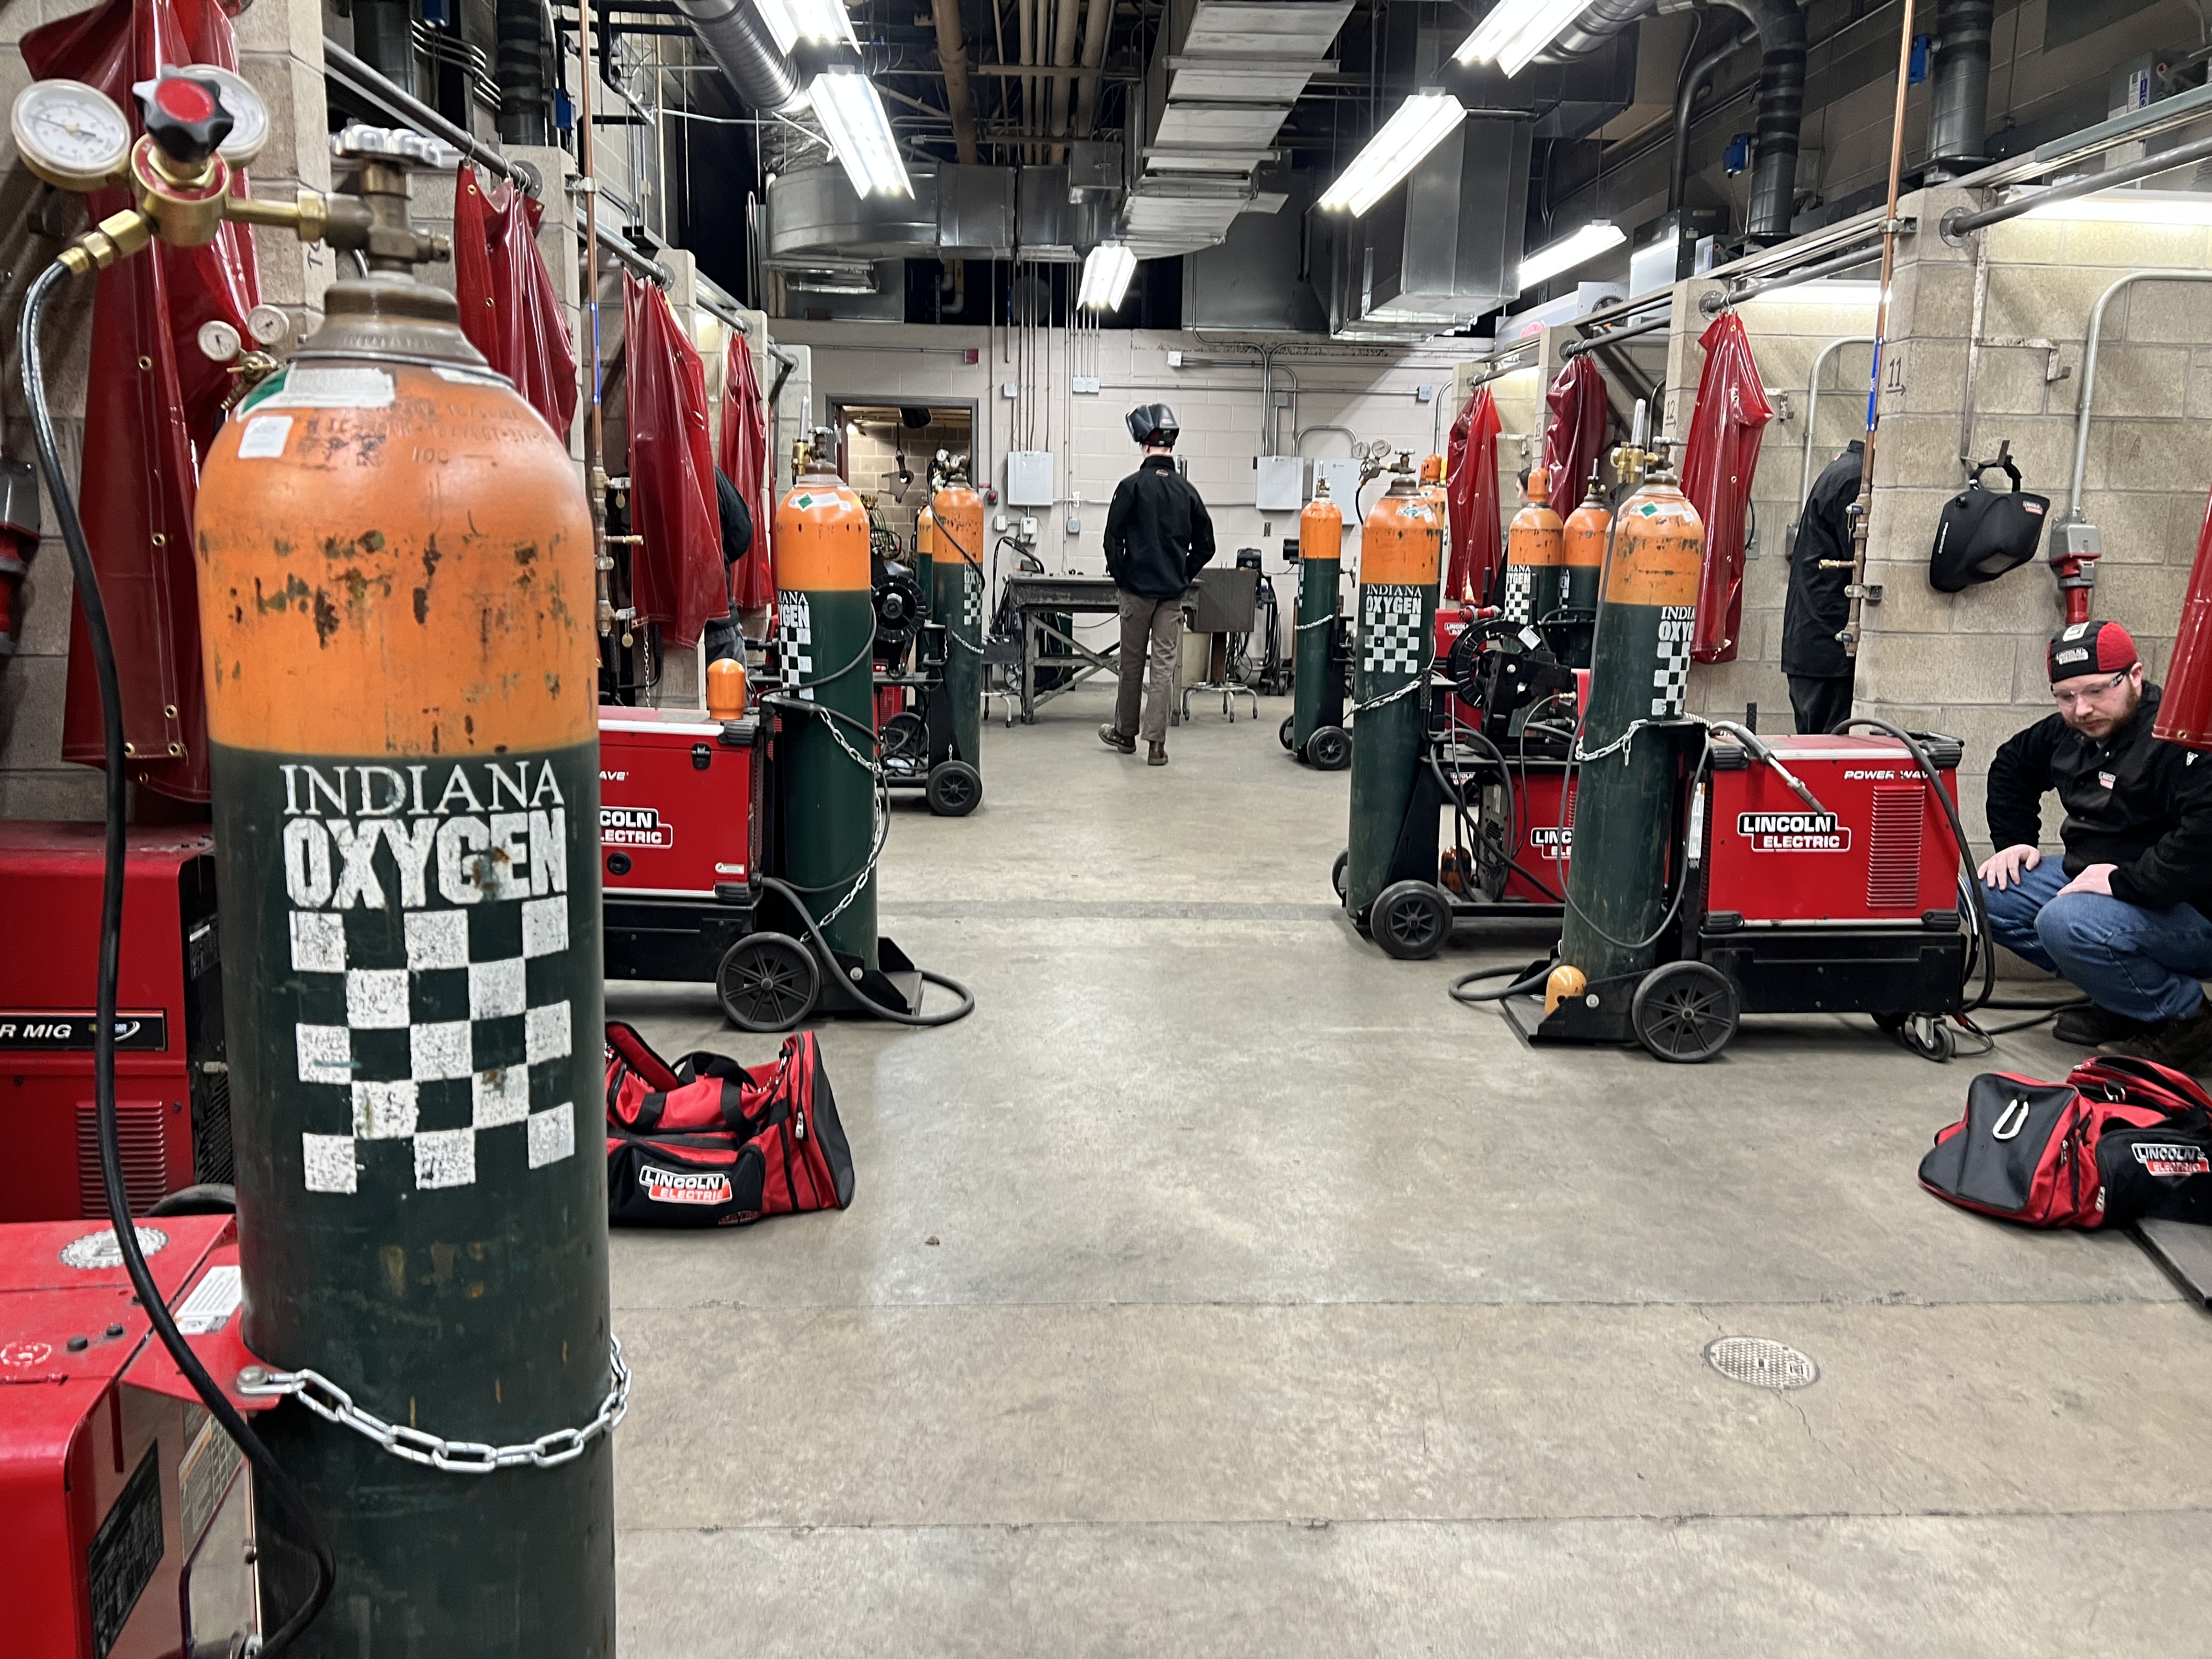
[260,366,396,409]
[236,414,292,459]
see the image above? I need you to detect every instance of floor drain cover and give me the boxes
[1705,1336,1818,1390]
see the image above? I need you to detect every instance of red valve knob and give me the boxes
[137,72,233,167]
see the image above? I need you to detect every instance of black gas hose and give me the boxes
[21,258,337,1650]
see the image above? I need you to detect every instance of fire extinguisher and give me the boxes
[16,72,619,1654]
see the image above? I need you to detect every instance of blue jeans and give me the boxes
[1981,859,2212,1022]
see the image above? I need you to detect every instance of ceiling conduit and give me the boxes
[1926,0,1993,177]
[673,0,809,115]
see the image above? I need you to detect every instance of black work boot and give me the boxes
[1098,723,1135,754]
[2053,1003,2152,1047]
[2111,997,2212,1074]
[1147,742,1168,766]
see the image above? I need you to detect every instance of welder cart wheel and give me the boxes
[926,759,983,817]
[1279,715,1296,751]
[1306,725,1351,771]
[1330,849,1348,901]
[1901,1012,1956,1062]
[881,710,927,770]
[716,932,821,1032]
[1630,961,1740,1063]
[1373,880,1453,961]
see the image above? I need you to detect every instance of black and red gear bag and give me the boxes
[603,1024,855,1227]
[1919,1056,2212,1228]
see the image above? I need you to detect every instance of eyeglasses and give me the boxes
[2053,670,2130,709]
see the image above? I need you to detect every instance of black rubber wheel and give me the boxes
[716,931,820,1032]
[1630,961,1740,1063]
[1306,725,1351,771]
[925,759,983,817]
[1330,849,1349,901]
[1901,1014,1956,1062]
[1373,879,1453,961]
[881,710,927,772]
[1279,714,1296,751]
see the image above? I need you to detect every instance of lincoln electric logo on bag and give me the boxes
[601,805,674,849]
[1737,811,1850,853]
[640,1163,731,1204]
[2132,1143,2212,1178]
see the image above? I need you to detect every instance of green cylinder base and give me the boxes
[929,557,983,769]
[1345,580,1435,916]
[777,586,880,963]
[1292,555,1340,751]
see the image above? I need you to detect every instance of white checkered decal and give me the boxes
[776,590,815,699]
[290,890,575,1194]
[1503,566,1532,624]
[1361,584,1426,678]
[1651,605,1694,717]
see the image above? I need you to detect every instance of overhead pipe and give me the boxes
[932,0,981,162]
[495,0,555,144]
[1047,0,1083,155]
[1925,0,1993,178]
[1717,0,1808,244]
[1072,0,1114,142]
[672,0,809,115]
[1670,21,1751,211]
[353,0,419,95]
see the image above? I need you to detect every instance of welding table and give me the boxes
[999,574,1125,723]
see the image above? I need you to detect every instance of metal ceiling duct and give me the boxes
[673,0,809,115]
[1926,0,1994,177]
[765,161,1113,262]
[1719,0,1807,242]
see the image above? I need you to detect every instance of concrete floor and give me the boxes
[607,683,2212,1657]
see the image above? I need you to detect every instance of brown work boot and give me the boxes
[2108,996,2212,1074]
[1147,742,1167,766]
[1098,723,1135,754]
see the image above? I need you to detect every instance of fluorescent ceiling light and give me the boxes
[1455,0,1591,77]
[2023,188,2212,224]
[811,71,911,198]
[1316,91,1467,216]
[1746,278,1881,307]
[752,0,855,53]
[1078,241,1138,310]
[1516,221,1626,291]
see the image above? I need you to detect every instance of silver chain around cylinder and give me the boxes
[235,1337,631,1475]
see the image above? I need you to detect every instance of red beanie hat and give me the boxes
[2049,619,2138,682]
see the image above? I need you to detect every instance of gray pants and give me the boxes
[1114,591,1181,745]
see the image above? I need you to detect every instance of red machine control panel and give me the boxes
[1703,733,1963,924]
[598,709,760,900]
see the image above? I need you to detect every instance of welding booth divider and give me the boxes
[1542,355,1608,520]
[2156,479,2212,751]
[1680,310,1776,665]
[24,0,263,803]
[1446,385,1504,605]
[719,332,776,612]
[453,163,579,439]
[623,274,726,648]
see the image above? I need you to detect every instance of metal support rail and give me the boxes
[1796,335,1876,508]
[2068,271,2212,519]
[1560,310,1674,360]
[1943,125,2212,240]
[1700,238,1890,314]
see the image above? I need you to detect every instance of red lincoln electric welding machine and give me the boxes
[0,825,230,1223]
[1,1214,262,1657]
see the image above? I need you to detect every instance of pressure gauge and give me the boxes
[133,66,269,168]
[198,319,244,363]
[245,303,290,346]
[10,80,132,191]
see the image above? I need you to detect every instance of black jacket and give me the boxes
[1986,684,2212,913]
[1780,440,1862,678]
[715,469,753,565]
[1104,456,1216,601]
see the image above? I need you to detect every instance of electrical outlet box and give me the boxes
[1001,381,1018,398]
[1255,455,1305,512]
[1166,349,1184,367]
[1416,385,1437,403]
[2055,518,2104,558]
[1071,375,1100,394]
[1019,516,1040,540]
[1066,515,1081,534]
[1005,450,1054,506]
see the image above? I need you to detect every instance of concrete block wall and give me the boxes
[843,414,974,550]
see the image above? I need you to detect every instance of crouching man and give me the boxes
[1980,620,2212,1066]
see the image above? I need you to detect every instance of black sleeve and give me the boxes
[1103,476,1136,584]
[1183,483,1216,578]
[715,470,752,563]
[2110,746,2212,910]
[1986,716,2061,850]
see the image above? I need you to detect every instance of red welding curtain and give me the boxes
[453,163,579,439]
[623,276,724,647]
[717,332,774,611]
[1444,386,1504,604]
[1680,311,1776,665]
[1542,354,1608,511]
[2156,484,2212,750]
[25,0,261,802]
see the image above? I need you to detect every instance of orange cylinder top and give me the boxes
[195,362,595,757]
[1604,478,1705,607]
[1562,482,1612,570]
[1299,492,1344,563]
[1361,481,1443,587]
[930,483,984,568]
[1507,467,1564,569]
[706,656,748,719]
[1419,453,1445,484]
[775,466,871,592]
[916,504,936,560]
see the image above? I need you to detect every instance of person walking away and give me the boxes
[1980,620,2212,1064]
[1781,438,1862,735]
[1100,404,1215,765]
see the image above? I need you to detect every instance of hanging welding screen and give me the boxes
[719,332,776,611]
[2155,484,2212,751]
[623,274,727,646]
[453,162,580,438]
[23,0,264,802]
[1541,355,1607,513]
[1446,385,1504,604]
[1680,311,1775,664]
[1929,454,2049,593]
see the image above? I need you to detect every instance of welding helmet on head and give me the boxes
[1126,403,1179,448]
